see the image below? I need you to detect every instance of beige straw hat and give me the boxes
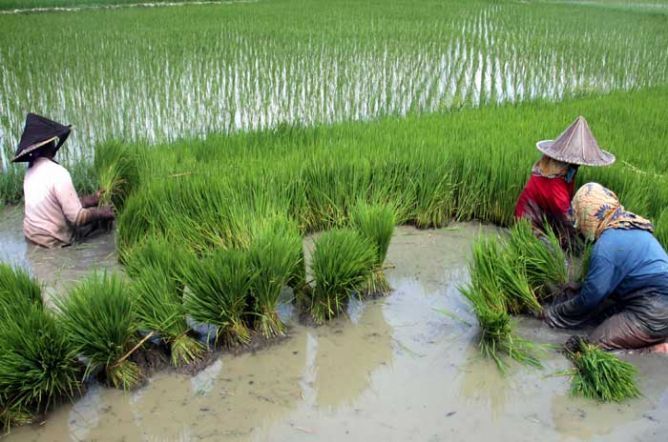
[536,116,615,166]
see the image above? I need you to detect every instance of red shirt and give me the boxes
[514,174,575,222]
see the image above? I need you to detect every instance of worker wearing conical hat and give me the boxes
[545,183,668,353]
[514,116,615,246]
[12,113,115,248]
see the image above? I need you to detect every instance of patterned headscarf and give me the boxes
[571,182,653,241]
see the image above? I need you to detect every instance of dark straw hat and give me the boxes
[11,113,72,163]
[536,116,615,166]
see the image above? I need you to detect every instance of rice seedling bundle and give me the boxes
[463,236,542,370]
[309,229,376,323]
[0,264,42,320]
[565,337,640,403]
[56,273,142,390]
[248,218,304,337]
[350,201,396,295]
[182,248,255,346]
[506,220,568,302]
[93,141,141,211]
[0,304,80,430]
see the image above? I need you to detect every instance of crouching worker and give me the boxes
[514,116,615,248]
[545,182,668,353]
[12,113,115,248]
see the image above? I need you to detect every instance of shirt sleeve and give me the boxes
[545,249,616,328]
[549,179,572,217]
[53,168,85,226]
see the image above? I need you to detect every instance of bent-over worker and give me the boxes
[545,183,668,353]
[514,116,615,247]
[11,113,114,248]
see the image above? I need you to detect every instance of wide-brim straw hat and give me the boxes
[536,116,615,166]
[11,113,72,163]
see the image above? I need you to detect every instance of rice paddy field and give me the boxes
[1,0,668,440]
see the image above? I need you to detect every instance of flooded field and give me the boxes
[2,0,667,166]
[2,206,666,441]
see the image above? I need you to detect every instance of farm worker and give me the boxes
[514,116,615,248]
[11,113,115,248]
[544,183,668,353]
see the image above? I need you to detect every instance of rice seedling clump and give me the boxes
[182,248,255,346]
[0,304,80,430]
[350,201,396,295]
[0,264,42,318]
[56,273,142,390]
[248,219,304,337]
[565,337,640,403]
[93,141,141,210]
[309,229,376,323]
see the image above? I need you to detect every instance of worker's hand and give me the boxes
[97,205,116,220]
[95,188,105,200]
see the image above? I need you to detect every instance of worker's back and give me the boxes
[23,157,82,248]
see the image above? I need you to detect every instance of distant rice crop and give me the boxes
[1,0,667,167]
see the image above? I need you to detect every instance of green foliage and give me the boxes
[56,273,142,390]
[183,248,255,346]
[567,339,640,402]
[0,305,80,430]
[309,229,376,323]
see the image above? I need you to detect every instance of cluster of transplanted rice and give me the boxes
[0,264,80,430]
[2,0,668,166]
[565,337,640,403]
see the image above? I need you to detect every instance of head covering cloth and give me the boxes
[572,182,653,241]
[11,113,71,163]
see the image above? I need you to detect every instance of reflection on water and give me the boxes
[3,223,668,441]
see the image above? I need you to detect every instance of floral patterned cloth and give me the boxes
[571,182,653,241]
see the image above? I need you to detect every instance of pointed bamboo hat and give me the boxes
[536,116,614,166]
[11,113,71,163]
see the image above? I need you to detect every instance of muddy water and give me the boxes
[1,214,667,441]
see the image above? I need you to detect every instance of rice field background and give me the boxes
[1,0,667,168]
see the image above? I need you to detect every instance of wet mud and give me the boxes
[1,211,666,441]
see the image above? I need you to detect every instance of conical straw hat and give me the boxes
[12,113,71,163]
[536,116,615,167]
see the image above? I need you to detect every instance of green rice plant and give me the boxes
[506,220,568,302]
[309,229,376,323]
[93,141,141,210]
[565,337,640,402]
[248,218,303,337]
[350,201,396,295]
[0,264,42,320]
[56,273,142,390]
[183,248,255,346]
[463,236,542,371]
[0,304,80,429]
[131,268,204,366]
[409,164,454,228]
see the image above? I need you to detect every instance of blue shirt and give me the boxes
[571,229,668,314]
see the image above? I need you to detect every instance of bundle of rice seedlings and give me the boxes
[506,220,568,302]
[309,229,376,323]
[56,273,142,390]
[93,141,141,210]
[350,201,396,295]
[410,165,454,228]
[565,337,640,402]
[248,220,303,337]
[0,264,42,318]
[0,304,80,429]
[183,248,255,346]
[132,268,205,366]
[463,236,542,371]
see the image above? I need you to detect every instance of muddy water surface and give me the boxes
[1,211,666,442]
